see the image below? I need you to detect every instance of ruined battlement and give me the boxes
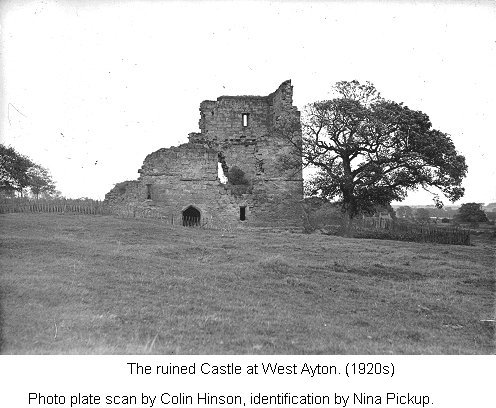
[198,80,295,141]
[105,80,303,228]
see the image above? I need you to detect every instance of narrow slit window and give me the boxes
[146,184,152,200]
[240,206,246,221]
[242,113,249,127]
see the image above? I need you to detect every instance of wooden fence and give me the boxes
[0,200,216,229]
[354,216,471,245]
[0,198,109,215]
[3,199,468,242]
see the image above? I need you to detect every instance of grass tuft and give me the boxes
[258,255,292,275]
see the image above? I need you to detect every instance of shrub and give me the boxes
[227,166,249,186]
[303,197,344,231]
[114,182,127,195]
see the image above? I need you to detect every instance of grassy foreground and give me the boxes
[0,213,494,354]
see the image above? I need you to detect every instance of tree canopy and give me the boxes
[0,144,34,194]
[456,203,488,224]
[298,81,467,224]
[27,164,57,199]
[415,208,431,223]
[0,144,57,198]
[396,205,413,219]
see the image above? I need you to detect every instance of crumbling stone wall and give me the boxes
[105,80,303,228]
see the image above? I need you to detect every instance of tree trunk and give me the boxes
[343,212,354,237]
[341,156,355,237]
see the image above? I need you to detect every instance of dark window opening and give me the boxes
[242,113,249,127]
[240,206,246,221]
[182,206,201,227]
[146,184,152,200]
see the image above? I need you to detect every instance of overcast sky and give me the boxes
[1,0,495,205]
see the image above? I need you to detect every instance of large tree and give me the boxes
[296,81,467,231]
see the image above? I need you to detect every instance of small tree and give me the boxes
[456,203,488,224]
[27,164,56,199]
[0,144,58,199]
[415,208,431,224]
[396,205,413,219]
[41,189,63,200]
[373,203,396,219]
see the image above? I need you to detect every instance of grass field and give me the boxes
[0,213,494,354]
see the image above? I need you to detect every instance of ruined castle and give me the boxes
[105,80,304,228]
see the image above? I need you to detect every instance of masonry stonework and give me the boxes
[105,80,304,228]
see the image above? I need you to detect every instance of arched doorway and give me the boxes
[182,206,201,226]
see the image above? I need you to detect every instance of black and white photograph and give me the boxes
[0,0,494,359]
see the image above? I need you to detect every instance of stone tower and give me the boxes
[105,80,304,228]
